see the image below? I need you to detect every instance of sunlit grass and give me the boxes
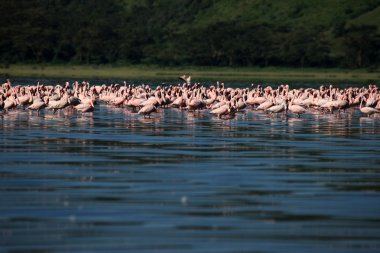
[0,64,379,82]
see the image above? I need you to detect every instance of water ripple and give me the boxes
[1,105,380,253]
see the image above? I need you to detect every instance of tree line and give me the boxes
[0,0,379,69]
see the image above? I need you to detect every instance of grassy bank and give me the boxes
[0,64,379,82]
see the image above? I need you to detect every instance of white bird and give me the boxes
[179,75,191,85]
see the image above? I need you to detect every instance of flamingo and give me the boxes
[74,99,95,113]
[2,80,380,122]
[3,94,18,112]
[170,93,186,108]
[138,104,157,118]
[179,75,191,85]
[210,102,234,119]
[266,100,287,116]
[334,95,349,115]
[28,97,48,115]
[17,89,33,109]
[110,92,127,107]
[234,97,246,111]
[256,99,273,111]
[360,97,380,117]
[68,96,81,106]
[140,96,159,107]
[47,93,69,114]
[365,91,377,107]
[288,98,306,118]
[127,96,146,112]
[186,92,205,111]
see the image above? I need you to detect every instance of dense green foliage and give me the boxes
[1,0,380,68]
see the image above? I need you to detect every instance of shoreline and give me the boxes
[0,64,379,82]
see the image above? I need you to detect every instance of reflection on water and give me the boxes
[1,104,380,253]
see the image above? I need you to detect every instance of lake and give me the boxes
[1,79,380,253]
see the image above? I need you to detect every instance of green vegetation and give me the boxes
[1,64,379,81]
[0,0,379,69]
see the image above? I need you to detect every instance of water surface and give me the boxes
[1,101,380,253]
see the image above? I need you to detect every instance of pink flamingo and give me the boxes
[210,102,234,119]
[360,97,380,117]
[75,101,95,113]
[138,104,157,118]
[28,97,48,115]
[288,98,306,117]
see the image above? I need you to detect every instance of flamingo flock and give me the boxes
[1,78,380,119]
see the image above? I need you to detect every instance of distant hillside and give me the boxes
[348,5,380,29]
[0,0,379,68]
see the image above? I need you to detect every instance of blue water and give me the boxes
[1,92,380,252]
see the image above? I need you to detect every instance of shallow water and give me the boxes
[1,103,380,253]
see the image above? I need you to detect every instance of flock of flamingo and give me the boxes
[0,76,380,119]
